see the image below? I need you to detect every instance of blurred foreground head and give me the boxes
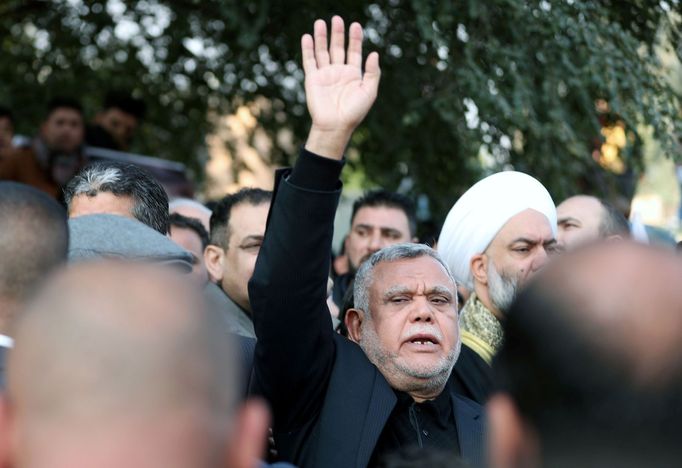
[0,182,68,334]
[489,242,682,468]
[2,262,268,468]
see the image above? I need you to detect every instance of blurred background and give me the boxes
[0,0,680,243]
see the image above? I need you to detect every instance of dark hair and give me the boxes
[103,90,146,120]
[495,267,682,464]
[0,106,14,126]
[0,182,68,300]
[63,162,169,234]
[45,97,83,119]
[209,188,272,248]
[598,199,630,238]
[351,190,417,237]
[169,212,209,250]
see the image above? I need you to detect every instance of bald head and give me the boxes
[491,242,682,467]
[5,262,237,468]
[169,198,212,231]
[0,182,68,331]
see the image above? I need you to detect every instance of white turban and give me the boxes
[437,171,557,289]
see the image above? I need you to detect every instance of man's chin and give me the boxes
[396,356,452,380]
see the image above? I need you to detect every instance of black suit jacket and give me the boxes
[249,153,485,468]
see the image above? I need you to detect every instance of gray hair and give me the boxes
[64,162,169,234]
[353,243,456,315]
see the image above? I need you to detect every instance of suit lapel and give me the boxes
[452,392,485,468]
[355,370,396,467]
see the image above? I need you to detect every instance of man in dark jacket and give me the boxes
[248,16,484,468]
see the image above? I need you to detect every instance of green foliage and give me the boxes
[0,0,679,219]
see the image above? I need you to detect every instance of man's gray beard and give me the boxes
[487,259,519,313]
[358,318,460,394]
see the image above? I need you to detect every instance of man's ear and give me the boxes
[470,253,488,286]
[345,308,366,344]
[224,398,270,468]
[487,393,540,468]
[204,245,225,283]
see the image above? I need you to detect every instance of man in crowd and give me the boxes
[204,188,272,338]
[0,97,86,199]
[170,197,212,231]
[488,242,682,467]
[0,182,69,387]
[1,261,271,468]
[248,17,483,468]
[86,90,146,151]
[0,106,14,150]
[437,172,558,403]
[64,161,169,234]
[556,194,630,250]
[333,189,418,308]
[169,212,210,285]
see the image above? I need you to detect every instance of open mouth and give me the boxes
[405,334,440,346]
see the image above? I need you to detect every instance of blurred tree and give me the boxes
[0,0,679,219]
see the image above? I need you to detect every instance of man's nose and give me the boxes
[532,246,550,271]
[368,231,383,251]
[409,297,435,322]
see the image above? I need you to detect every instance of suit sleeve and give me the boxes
[248,148,344,432]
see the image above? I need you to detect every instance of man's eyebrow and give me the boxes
[380,227,402,235]
[382,285,412,299]
[558,216,580,224]
[509,237,538,245]
[509,237,557,247]
[240,235,264,244]
[428,285,455,298]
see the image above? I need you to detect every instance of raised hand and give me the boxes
[302,16,380,160]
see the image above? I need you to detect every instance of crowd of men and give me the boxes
[0,16,681,468]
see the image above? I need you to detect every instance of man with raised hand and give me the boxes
[249,17,483,468]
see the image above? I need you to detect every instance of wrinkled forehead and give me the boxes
[491,208,556,245]
[368,256,457,296]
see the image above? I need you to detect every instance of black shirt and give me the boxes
[370,382,461,466]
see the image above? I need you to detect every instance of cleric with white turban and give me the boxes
[440,171,557,404]
[438,171,557,289]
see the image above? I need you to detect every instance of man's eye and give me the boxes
[546,244,562,255]
[243,243,262,250]
[431,296,449,304]
[391,297,408,304]
[514,247,530,253]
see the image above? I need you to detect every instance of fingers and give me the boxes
[301,34,316,74]
[329,15,345,64]
[346,22,363,68]
[363,51,381,97]
[313,19,330,67]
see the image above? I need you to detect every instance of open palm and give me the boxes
[302,17,380,133]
